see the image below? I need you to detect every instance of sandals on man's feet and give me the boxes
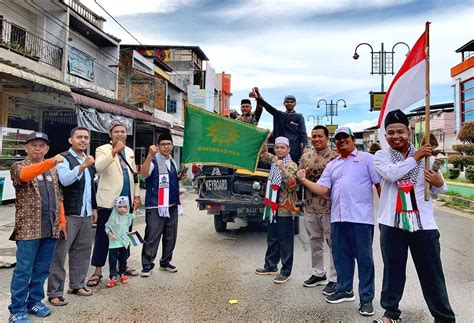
[373,318,402,323]
[67,287,93,296]
[48,296,68,306]
[86,274,103,287]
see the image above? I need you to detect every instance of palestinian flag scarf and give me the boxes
[156,154,177,218]
[263,154,291,223]
[389,145,423,232]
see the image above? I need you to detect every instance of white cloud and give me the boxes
[80,0,197,16]
[214,0,413,20]
[96,1,473,128]
[342,118,379,132]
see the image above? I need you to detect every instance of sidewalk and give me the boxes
[0,187,194,268]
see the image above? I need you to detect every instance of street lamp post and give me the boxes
[316,99,347,126]
[317,99,347,148]
[307,114,329,127]
[353,42,410,92]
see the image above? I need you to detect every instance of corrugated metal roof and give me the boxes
[70,92,171,128]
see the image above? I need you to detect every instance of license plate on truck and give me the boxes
[236,207,264,215]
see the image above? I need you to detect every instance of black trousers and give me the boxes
[91,207,133,268]
[141,206,178,270]
[264,217,294,276]
[108,247,128,278]
[379,224,455,322]
[91,207,112,267]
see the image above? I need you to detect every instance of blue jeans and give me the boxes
[9,238,57,315]
[331,222,374,303]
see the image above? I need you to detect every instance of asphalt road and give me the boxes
[0,191,472,322]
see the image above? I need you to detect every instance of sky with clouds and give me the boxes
[83,0,473,132]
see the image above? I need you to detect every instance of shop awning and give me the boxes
[70,92,171,128]
[0,62,71,93]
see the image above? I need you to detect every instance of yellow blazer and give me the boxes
[95,143,140,209]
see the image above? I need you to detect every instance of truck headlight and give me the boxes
[252,181,261,190]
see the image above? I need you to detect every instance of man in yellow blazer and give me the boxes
[87,120,141,287]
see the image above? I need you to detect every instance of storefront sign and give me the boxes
[326,124,338,135]
[370,92,386,111]
[77,107,132,135]
[68,47,94,81]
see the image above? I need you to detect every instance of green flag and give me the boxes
[183,104,269,171]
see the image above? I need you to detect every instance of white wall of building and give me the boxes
[205,64,215,112]
[65,29,119,98]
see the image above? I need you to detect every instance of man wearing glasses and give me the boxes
[250,87,308,163]
[139,133,186,277]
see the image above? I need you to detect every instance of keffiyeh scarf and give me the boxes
[263,154,291,223]
[389,145,423,232]
[156,154,178,218]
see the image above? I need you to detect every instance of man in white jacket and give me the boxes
[373,109,455,323]
[87,120,141,287]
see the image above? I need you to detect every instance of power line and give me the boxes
[94,0,142,45]
[29,0,120,65]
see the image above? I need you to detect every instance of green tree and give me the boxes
[450,122,474,182]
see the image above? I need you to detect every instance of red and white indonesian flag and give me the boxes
[378,30,427,148]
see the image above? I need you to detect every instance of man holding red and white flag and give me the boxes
[373,23,456,323]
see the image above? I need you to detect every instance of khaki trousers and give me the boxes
[303,210,336,282]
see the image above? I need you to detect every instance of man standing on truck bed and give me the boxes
[237,99,263,126]
[250,87,307,163]
[299,125,339,295]
[255,136,299,284]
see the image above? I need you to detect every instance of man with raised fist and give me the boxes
[87,120,141,287]
[8,132,66,322]
[140,134,186,277]
[47,127,97,306]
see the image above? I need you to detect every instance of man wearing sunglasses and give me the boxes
[250,87,307,163]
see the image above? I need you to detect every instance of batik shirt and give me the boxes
[237,105,263,125]
[299,147,339,214]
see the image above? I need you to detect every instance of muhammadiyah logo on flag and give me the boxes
[183,104,269,171]
[207,121,239,145]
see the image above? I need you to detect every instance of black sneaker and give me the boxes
[303,275,327,287]
[159,263,178,273]
[359,302,374,316]
[322,281,337,296]
[255,268,278,276]
[273,274,291,284]
[325,290,355,304]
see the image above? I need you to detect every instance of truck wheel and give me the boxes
[214,213,227,232]
[294,217,300,235]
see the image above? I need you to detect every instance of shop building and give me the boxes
[214,72,232,116]
[0,0,172,201]
[117,47,185,166]
[451,40,474,133]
